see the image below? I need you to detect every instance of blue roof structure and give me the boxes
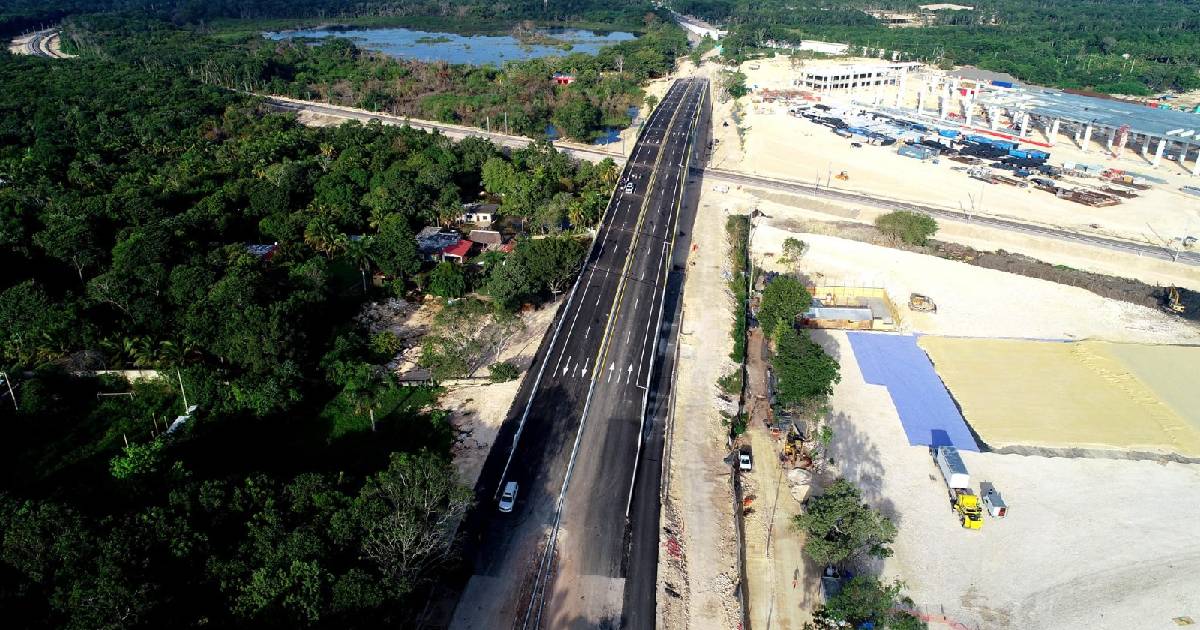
[847,332,978,451]
[979,87,1200,139]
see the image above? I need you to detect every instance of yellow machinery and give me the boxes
[908,293,937,313]
[834,170,849,181]
[1167,286,1185,314]
[952,490,984,530]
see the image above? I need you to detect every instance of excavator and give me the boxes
[1166,286,1186,314]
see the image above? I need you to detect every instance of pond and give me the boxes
[263,26,636,66]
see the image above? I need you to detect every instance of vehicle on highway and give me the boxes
[850,142,863,148]
[624,182,635,194]
[498,481,518,513]
[738,450,752,471]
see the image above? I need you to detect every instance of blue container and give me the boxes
[938,129,960,138]
[1008,149,1030,159]
[966,134,992,145]
[1027,149,1050,160]
[991,80,1015,88]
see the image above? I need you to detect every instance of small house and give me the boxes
[467,229,504,250]
[552,72,576,86]
[416,226,462,261]
[441,239,473,263]
[246,242,279,261]
[460,203,498,227]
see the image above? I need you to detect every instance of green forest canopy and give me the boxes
[671,0,1200,94]
[0,45,608,626]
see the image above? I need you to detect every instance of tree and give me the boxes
[304,216,348,258]
[780,237,808,266]
[875,211,938,246]
[808,576,927,630]
[772,324,840,406]
[352,452,473,592]
[792,478,897,567]
[427,261,466,299]
[343,236,374,293]
[552,95,602,141]
[758,275,812,337]
[372,214,420,283]
[109,439,166,480]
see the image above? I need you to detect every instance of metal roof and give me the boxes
[978,87,1200,139]
[803,307,874,322]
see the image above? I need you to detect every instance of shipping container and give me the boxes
[938,129,961,138]
[991,80,1015,89]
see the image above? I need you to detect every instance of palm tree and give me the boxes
[343,236,374,294]
[304,217,347,259]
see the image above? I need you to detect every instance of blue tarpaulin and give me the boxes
[847,333,978,451]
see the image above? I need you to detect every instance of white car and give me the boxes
[739,451,752,471]
[624,182,635,194]
[498,481,518,513]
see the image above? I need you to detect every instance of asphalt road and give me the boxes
[699,167,1200,266]
[448,78,707,630]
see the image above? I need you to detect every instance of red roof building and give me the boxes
[441,239,473,263]
[552,73,576,85]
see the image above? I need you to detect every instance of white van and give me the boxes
[498,481,518,513]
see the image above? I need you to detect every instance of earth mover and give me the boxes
[908,293,937,313]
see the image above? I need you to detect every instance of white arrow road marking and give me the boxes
[626,364,633,384]
[607,361,616,383]
[580,359,589,379]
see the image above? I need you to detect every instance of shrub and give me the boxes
[488,361,520,383]
[874,211,938,246]
[717,370,743,396]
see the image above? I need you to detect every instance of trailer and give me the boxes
[934,446,983,530]
[982,488,1008,518]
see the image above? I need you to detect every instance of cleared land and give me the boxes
[921,337,1200,458]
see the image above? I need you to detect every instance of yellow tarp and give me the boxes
[918,337,1200,457]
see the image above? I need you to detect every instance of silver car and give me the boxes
[498,481,518,513]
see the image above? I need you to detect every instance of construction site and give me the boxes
[717,56,1200,260]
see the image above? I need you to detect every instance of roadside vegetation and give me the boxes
[875,210,939,246]
[674,0,1200,94]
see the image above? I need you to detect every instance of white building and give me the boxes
[798,62,921,92]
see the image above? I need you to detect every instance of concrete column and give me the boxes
[989,107,1000,131]
[917,89,926,113]
[1153,136,1167,167]
[1192,145,1200,176]
[1117,128,1129,157]
[1049,118,1061,146]
[1106,127,1116,152]
[964,100,975,127]
[1080,124,1093,152]
[896,72,906,108]
[939,93,949,120]
[1019,113,1030,138]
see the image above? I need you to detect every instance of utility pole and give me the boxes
[505,112,509,136]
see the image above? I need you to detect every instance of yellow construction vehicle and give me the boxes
[908,293,937,313]
[834,170,849,181]
[1166,286,1185,314]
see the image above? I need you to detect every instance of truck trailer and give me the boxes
[934,446,983,530]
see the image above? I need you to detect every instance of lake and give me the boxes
[263,27,636,66]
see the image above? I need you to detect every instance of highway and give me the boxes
[448,78,707,630]
[19,29,66,59]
